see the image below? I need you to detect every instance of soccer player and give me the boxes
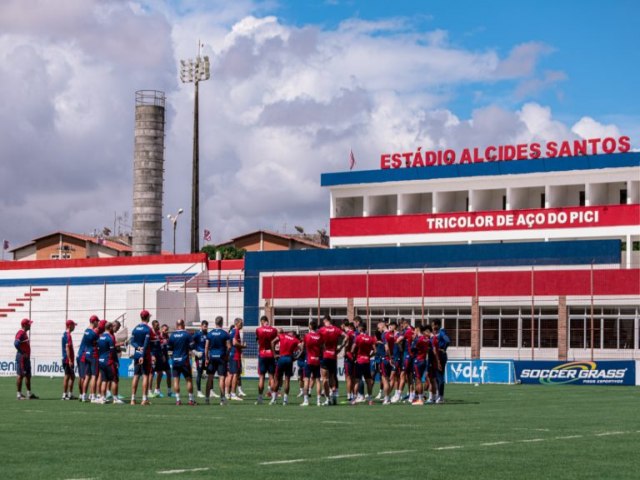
[150,322,172,398]
[412,325,440,405]
[168,319,196,406]
[227,318,246,401]
[271,329,301,405]
[318,315,345,405]
[204,316,231,405]
[255,315,278,405]
[97,322,121,404]
[431,319,450,403]
[375,321,392,404]
[108,320,124,402]
[350,325,376,405]
[392,318,415,403]
[342,320,356,402]
[79,315,100,402]
[130,310,153,405]
[61,320,77,400]
[295,332,306,398]
[15,318,37,400]
[192,320,209,398]
[301,320,323,406]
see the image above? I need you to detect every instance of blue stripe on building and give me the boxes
[320,152,640,187]
[242,240,621,325]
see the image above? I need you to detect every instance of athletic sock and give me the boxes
[188,393,194,401]
[142,395,148,401]
[303,394,309,402]
[283,394,289,403]
[175,394,181,402]
[131,394,135,401]
[257,394,263,401]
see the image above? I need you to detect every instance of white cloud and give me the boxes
[571,116,621,140]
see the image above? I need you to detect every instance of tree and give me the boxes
[200,245,245,259]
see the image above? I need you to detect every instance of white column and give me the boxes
[626,234,632,269]
[363,196,370,217]
[397,194,404,216]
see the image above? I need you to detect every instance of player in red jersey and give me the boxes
[15,318,37,400]
[318,315,345,405]
[412,325,441,405]
[255,315,278,404]
[350,324,376,405]
[427,325,442,404]
[271,330,301,405]
[61,320,77,400]
[300,320,323,406]
[341,320,356,402]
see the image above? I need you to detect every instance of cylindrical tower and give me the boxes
[132,90,165,256]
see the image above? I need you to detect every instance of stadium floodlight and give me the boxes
[180,48,211,254]
[167,208,184,255]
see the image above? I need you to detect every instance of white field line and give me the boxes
[434,446,463,450]
[321,420,354,425]
[554,435,583,440]
[259,459,307,465]
[380,449,417,455]
[480,441,511,446]
[325,453,367,459]
[157,467,210,474]
[519,438,544,443]
[595,431,626,436]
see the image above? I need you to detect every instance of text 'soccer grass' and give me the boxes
[1,378,638,479]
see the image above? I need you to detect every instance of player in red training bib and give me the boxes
[350,325,376,405]
[255,316,278,404]
[318,315,345,405]
[301,320,324,406]
[271,330,301,405]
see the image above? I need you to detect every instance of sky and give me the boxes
[0,0,638,254]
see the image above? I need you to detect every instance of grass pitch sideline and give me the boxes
[1,378,638,480]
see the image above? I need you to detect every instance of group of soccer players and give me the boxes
[14,310,449,407]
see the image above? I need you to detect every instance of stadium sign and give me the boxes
[446,360,515,384]
[514,361,636,386]
[380,136,631,169]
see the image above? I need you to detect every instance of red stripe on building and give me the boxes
[330,204,640,237]
[0,253,207,271]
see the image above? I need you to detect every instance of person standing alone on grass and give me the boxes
[15,318,37,400]
[192,320,209,398]
[61,320,77,400]
[168,319,196,406]
[204,316,231,405]
[130,310,153,405]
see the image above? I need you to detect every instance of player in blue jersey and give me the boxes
[374,321,391,404]
[431,319,450,403]
[150,321,172,398]
[204,316,231,405]
[61,320,77,400]
[192,320,209,398]
[79,315,100,402]
[97,322,122,404]
[130,310,153,405]
[168,319,196,406]
[295,332,306,398]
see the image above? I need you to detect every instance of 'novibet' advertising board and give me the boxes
[514,361,635,386]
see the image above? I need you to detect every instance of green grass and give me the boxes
[1,377,639,479]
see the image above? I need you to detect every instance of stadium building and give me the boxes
[0,140,638,383]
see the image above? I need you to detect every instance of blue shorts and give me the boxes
[228,359,242,375]
[355,362,372,380]
[172,363,192,379]
[258,357,276,375]
[63,363,75,377]
[16,353,31,378]
[133,356,152,376]
[379,358,393,378]
[154,355,170,373]
[297,362,306,379]
[82,356,98,377]
[321,358,337,375]
[276,356,294,378]
[304,364,321,379]
[413,360,428,380]
[402,356,414,374]
[344,358,355,378]
[207,358,227,376]
[76,357,85,378]
[99,363,116,382]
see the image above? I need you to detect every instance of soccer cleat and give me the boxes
[141,399,151,406]
[68,395,77,400]
[176,400,182,406]
[425,398,435,404]
[17,393,26,401]
[300,400,309,406]
[210,390,220,398]
[269,398,277,406]
[390,393,400,403]
[113,397,125,404]
[255,397,263,405]
[375,391,382,400]
[435,397,444,404]
[188,400,197,406]
[61,395,68,401]
[94,398,106,404]
[229,393,243,401]
[27,393,39,400]
[237,388,246,397]
[148,391,158,398]
[156,391,165,398]
[382,399,391,405]
[167,391,173,398]
[412,399,424,406]
[197,391,205,398]
[355,395,365,403]
[297,390,304,398]
[220,397,228,406]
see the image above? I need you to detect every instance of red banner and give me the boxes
[330,204,640,237]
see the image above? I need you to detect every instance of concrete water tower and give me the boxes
[132,90,166,256]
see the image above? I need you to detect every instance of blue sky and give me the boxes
[0,0,637,250]
[273,0,639,124]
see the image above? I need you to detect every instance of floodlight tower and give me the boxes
[180,46,210,253]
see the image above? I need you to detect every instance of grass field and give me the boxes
[1,377,639,479]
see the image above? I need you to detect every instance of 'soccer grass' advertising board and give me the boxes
[514,361,635,386]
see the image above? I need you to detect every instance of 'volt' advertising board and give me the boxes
[446,360,515,384]
[514,361,636,386]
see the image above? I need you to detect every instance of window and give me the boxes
[540,193,545,208]
[579,191,586,206]
[482,306,557,348]
[482,318,499,347]
[620,189,627,204]
[272,307,347,328]
[569,307,637,350]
